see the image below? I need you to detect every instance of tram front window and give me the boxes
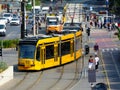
[47,21,58,25]
[19,45,36,59]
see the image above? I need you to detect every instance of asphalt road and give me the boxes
[102,49,120,90]
[0,23,21,40]
[0,23,36,40]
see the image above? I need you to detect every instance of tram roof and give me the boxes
[19,35,52,45]
[19,27,80,45]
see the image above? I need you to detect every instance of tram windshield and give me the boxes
[47,18,59,25]
[19,45,36,59]
[63,27,80,31]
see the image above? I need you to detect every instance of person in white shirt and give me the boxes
[94,55,99,71]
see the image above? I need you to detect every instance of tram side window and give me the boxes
[36,47,40,61]
[46,45,54,59]
[61,41,70,55]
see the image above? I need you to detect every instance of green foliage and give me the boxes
[115,25,120,40]
[0,39,19,48]
[0,62,8,73]
[26,0,41,10]
[36,0,41,5]
[109,0,120,15]
[26,4,32,10]
[118,28,120,40]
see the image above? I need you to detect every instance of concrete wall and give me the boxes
[0,66,13,86]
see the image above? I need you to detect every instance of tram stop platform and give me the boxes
[70,25,120,90]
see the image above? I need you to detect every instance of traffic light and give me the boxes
[0,47,2,56]
[84,45,89,55]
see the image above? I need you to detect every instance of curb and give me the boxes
[0,66,13,86]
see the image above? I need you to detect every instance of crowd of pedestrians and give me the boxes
[88,15,116,32]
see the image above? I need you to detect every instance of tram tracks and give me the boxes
[26,71,43,90]
[45,58,83,90]
[46,66,64,90]
[63,60,83,90]
[9,71,43,90]
[2,58,83,90]
[10,72,29,90]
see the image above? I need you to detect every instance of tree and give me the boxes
[109,0,120,15]
[26,0,32,10]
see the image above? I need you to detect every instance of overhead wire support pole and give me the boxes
[21,0,25,39]
[33,0,36,36]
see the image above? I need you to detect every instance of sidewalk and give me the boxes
[70,26,120,90]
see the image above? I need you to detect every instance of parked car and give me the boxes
[2,13,13,23]
[10,18,20,26]
[0,22,6,36]
[0,17,8,24]
[13,14,19,19]
[28,16,33,24]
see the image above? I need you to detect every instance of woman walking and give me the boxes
[88,55,94,70]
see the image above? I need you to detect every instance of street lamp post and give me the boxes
[106,0,109,30]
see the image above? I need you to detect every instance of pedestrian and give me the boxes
[80,25,83,31]
[109,23,112,31]
[38,21,41,30]
[107,23,110,31]
[94,43,99,55]
[86,27,90,36]
[88,55,94,70]
[94,55,100,71]
[94,21,97,28]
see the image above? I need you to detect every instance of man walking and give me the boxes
[94,43,99,55]
[95,55,100,71]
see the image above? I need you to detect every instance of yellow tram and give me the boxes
[18,26,82,71]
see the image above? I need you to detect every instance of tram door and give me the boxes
[70,39,74,57]
[54,43,59,65]
[40,45,45,69]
